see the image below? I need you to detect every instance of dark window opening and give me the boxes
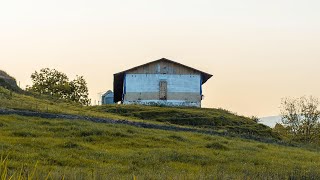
[159,81,167,100]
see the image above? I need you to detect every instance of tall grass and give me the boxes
[0,115,320,179]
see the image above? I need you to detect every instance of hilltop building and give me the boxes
[101,90,114,105]
[113,58,212,107]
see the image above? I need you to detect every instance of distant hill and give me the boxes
[259,116,282,127]
[0,70,21,92]
[260,115,320,128]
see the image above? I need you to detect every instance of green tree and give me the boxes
[27,68,90,105]
[69,76,90,106]
[300,96,320,143]
[280,97,301,137]
[280,96,320,143]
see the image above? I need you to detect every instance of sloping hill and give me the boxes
[1,114,320,179]
[92,105,275,139]
[0,70,21,92]
[1,73,320,179]
[260,116,282,127]
[0,85,274,140]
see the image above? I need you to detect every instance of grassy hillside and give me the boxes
[0,87,274,140]
[1,115,320,179]
[1,86,320,179]
[0,87,124,121]
[92,105,274,138]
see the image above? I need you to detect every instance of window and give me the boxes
[162,66,168,74]
[159,81,167,100]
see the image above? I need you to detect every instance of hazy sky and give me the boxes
[1,0,320,117]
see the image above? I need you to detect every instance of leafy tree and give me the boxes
[69,76,90,106]
[27,68,90,105]
[280,96,320,143]
[300,96,320,142]
[280,97,301,136]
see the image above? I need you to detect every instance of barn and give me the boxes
[113,58,213,107]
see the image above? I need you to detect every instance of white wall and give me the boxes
[125,74,201,93]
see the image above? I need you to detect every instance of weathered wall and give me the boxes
[123,74,201,107]
[125,74,200,92]
[127,61,200,75]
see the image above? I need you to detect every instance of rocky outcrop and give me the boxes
[0,70,21,92]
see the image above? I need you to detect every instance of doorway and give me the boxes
[159,81,167,100]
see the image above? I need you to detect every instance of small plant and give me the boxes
[0,154,10,180]
[0,154,42,180]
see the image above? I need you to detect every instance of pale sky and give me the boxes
[1,0,320,117]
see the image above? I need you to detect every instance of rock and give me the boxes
[0,70,21,92]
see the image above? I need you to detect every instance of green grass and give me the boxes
[2,86,320,179]
[90,105,274,138]
[0,115,320,179]
[0,87,274,139]
[0,87,126,121]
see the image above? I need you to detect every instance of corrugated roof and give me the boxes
[113,58,213,103]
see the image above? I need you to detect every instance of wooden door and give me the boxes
[159,81,167,100]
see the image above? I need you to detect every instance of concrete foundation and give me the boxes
[123,100,201,107]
